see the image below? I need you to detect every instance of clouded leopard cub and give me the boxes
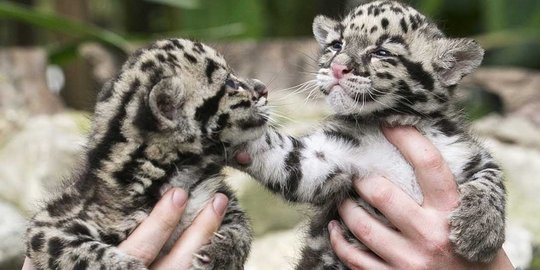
[234,1,505,268]
[25,39,269,270]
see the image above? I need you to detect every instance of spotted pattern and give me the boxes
[235,1,505,269]
[26,39,269,270]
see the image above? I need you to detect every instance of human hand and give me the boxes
[329,126,514,269]
[22,188,229,270]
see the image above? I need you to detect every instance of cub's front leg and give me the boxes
[234,128,358,204]
[450,151,506,263]
[191,186,252,270]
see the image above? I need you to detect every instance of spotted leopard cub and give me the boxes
[234,1,505,268]
[25,38,269,270]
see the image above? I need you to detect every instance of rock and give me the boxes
[79,42,119,85]
[504,224,533,270]
[464,68,540,113]
[0,48,64,115]
[473,120,540,245]
[0,202,26,270]
[474,114,540,150]
[0,110,24,148]
[0,113,88,214]
[514,102,540,129]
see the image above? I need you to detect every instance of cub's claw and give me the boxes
[213,232,226,240]
[194,252,211,264]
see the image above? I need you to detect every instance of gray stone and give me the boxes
[515,102,540,129]
[0,113,88,214]
[0,202,25,270]
[473,115,540,265]
[0,48,64,115]
[464,68,540,113]
[474,114,540,150]
[484,136,540,243]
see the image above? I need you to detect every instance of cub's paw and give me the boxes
[449,184,505,263]
[384,115,421,127]
[192,251,212,270]
[113,260,147,270]
[110,253,148,270]
[191,231,243,270]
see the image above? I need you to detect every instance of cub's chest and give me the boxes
[327,125,472,203]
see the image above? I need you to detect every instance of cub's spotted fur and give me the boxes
[26,39,269,270]
[234,1,505,269]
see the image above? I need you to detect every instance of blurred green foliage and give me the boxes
[0,1,130,51]
[239,181,307,236]
[0,0,539,68]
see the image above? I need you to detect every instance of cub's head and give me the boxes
[94,39,269,149]
[312,0,484,119]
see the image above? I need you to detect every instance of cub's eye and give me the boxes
[329,40,343,51]
[225,78,238,89]
[372,49,392,57]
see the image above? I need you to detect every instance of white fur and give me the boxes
[246,124,472,206]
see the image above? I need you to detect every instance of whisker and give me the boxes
[263,71,283,89]
[367,87,431,118]
[304,86,321,105]
[276,81,319,100]
[269,111,301,124]
[271,80,318,96]
[295,69,320,76]
[295,49,319,64]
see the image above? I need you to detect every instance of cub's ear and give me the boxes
[434,38,484,87]
[313,15,342,47]
[148,77,185,130]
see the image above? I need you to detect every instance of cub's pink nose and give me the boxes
[331,63,352,79]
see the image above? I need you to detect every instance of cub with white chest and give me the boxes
[234,1,505,269]
[25,39,269,270]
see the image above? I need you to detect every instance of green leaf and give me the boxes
[180,0,265,39]
[417,0,444,18]
[475,28,540,50]
[152,23,246,40]
[144,0,200,9]
[483,0,507,32]
[47,42,81,66]
[527,5,540,28]
[0,1,130,52]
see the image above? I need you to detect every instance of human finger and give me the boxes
[152,193,228,270]
[118,188,188,266]
[328,220,390,270]
[338,199,409,264]
[21,258,36,270]
[353,176,425,237]
[382,126,459,210]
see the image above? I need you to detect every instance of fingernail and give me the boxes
[212,193,229,216]
[172,188,188,208]
[328,220,338,232]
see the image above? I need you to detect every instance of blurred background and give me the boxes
[0,0,539,269]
